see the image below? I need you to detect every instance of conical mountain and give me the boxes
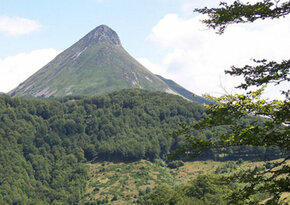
[10,25,175,98]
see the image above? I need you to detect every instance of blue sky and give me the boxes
[0,0,289,99]
[0,0,182,59]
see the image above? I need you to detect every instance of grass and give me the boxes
[81,159,289,204]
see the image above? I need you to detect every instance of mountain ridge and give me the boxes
[156,75,212,104]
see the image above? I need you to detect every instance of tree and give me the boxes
[195,0,290,34]
[142,175,234,205]
[175,1,290,204]
[142,184,182,205]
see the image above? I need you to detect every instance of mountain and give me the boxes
[156,75,212,104]
[9,25,210,103]
[10,25,175,98]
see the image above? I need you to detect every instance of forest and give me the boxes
[0,89,286,204]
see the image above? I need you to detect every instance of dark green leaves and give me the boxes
[195,0,290,34]
[226,59,290,90]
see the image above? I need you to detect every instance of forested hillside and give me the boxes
[0,89,205,204]
[0,89,285,204]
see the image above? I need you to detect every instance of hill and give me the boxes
[0,89,285,204]
[0,89,205,204]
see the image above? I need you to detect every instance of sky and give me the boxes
[0,0,289,99]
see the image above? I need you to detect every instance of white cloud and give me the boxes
[0,49,60,93]
[143,11,290,99]
[137,58,166,77]
[0,16,42,36]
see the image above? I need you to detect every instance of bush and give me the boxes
[153,158,167,167]
[167,160,184,169]
[139,189,146,196]
[145,187,152,194]
[237,158,244,165]
[112,194,118,201]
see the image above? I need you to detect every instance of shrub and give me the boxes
[167,160,184,169]
[153,158,167,167]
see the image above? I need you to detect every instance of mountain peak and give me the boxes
[9,25,173,98]
[83,25,121,46]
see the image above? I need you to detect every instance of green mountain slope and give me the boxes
[156,75,213,104]
[9,25,211,104]
[10,25,174,98]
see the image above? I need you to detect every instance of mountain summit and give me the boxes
[10,25,175,98]
[89,25,121,45]
[77,25,122,47]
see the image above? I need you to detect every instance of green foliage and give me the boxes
[167,160,184,169]
[226,59,290,90]
[215,161,237,174]
[0,85,287,204]
[153,158,167,167]
[83,158,285,204]
[0,89,205,204]
[177,1,290,204]
[142,175,234,205]
[195,0,290,34]
[142,184,182,205]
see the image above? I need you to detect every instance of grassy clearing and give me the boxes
[81,159,288,204]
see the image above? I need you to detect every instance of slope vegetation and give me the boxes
[0,89,204,204]
[83,159,290,204]
[0,89,285,204]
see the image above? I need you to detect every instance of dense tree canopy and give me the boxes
[1,88,284,204]
[141,174,235,205]
[0,89,208,204]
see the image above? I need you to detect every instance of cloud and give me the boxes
[0,16,42,36]
[0,49,60,93]
[143,11,290,99]
[137,58,166,76]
